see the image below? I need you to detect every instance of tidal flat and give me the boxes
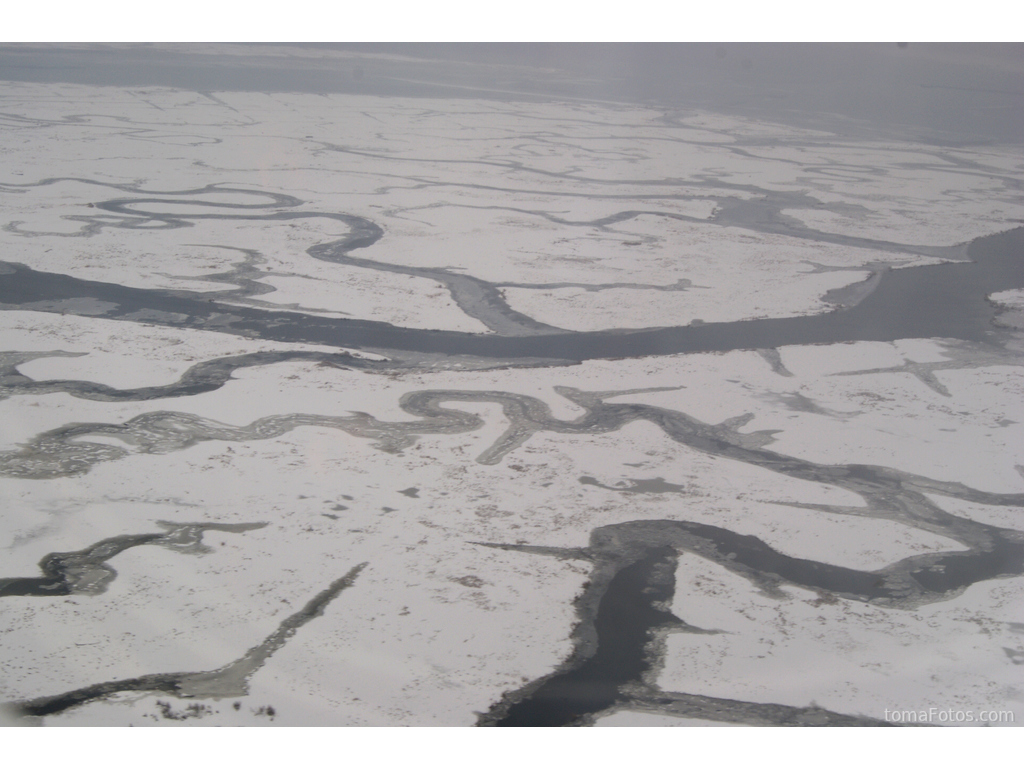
[1,45,1024,726]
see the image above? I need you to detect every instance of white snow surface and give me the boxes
[0,79,1023,727]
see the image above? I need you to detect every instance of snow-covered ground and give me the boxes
[1,77,1023,727]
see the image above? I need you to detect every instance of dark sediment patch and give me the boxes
[579,475,692,494]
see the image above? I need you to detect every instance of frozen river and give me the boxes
[1,43,1024,727]
[2,195,1022,360]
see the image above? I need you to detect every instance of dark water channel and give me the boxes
[493,548,679,727]
[1,226,1022,362]
[481,510,1024,726]
[2,195,1024,725]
